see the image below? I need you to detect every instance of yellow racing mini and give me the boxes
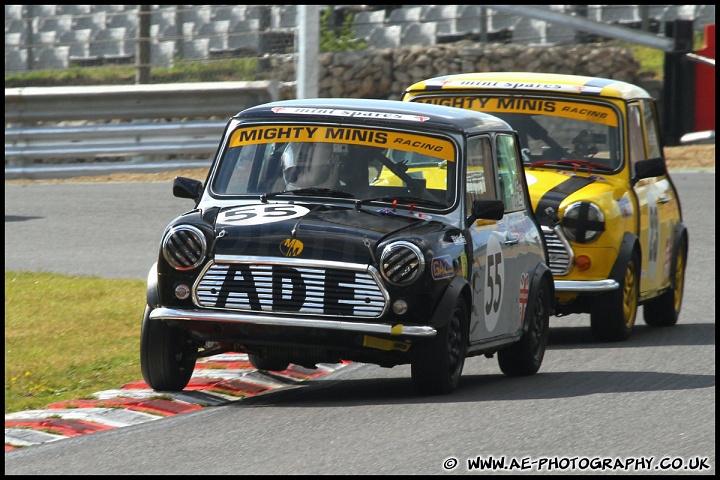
[403,72,688,342]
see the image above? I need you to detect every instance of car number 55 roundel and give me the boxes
[218,204,310,226]
[484,234,504,331]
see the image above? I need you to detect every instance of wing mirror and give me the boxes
[632,157,667,186]
[466,199,505,227]
[173,176,203,202]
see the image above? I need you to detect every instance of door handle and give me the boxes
[504,235,519,245]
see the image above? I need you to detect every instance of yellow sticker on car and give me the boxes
[230,126,455,162]
[413,96,618,127]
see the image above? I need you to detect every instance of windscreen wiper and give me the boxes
[529,159,614,173]
[260,188,354,203]
[355,195,447,210]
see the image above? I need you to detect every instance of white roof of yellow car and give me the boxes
[404,72,652,101]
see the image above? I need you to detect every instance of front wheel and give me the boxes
[590,252,639,342]
[498,279,550,376]
[140,306,197,391]
[411,298,468,395]
[643,237,687,327]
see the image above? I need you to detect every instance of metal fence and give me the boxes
[4,81,281,179]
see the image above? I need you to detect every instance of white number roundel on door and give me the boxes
[484,235,505,331]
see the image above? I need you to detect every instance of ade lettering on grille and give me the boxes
[198,263,384,316]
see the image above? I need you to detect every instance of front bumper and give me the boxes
[554,279,619,293]
[149,307,437,338]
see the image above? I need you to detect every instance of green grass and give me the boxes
[622,42,666,79]
[4,271,147,414]
[614,33,705,79]
[4,57,264,88]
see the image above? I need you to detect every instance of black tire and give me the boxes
[590,252,640,342]
[140,306,197,391]
[248,353,290,372]
[411,298,468,395]
[643,237,687,327]
[498,279,550,376]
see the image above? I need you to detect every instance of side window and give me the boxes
[214,144,254,194]
[465,136,494,214]
[641,99,663,158]
[627,104,647,175]
[496,134,526,212]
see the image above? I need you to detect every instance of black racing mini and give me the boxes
[141,98,554,395]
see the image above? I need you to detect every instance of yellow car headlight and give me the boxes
[561,201,605,243]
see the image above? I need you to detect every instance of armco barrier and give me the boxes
[5,121,226,161]
[4,81,281,175]
[5,81,280,123]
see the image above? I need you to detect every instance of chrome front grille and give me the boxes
[194,258,388,318]
[541,226,573,276]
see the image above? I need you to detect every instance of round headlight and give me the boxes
[162,225,207,270]
[561,201,605,243]
[380,241,424,286]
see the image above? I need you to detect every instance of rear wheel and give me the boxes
[498,279,550,376]
[411,298,468,395]
[140,306,197,391]
[248,353,290,372]
[644,237,686,327]
[591,252,639,342]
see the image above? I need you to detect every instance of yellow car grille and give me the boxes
[541,226,572,276]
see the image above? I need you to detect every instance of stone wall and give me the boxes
[270,41,661,102]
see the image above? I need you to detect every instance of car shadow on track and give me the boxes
[547,321,715,349]
[232,367,715,407]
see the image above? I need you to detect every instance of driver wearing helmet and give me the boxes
[570,129,599,158]
[281,142,341,190]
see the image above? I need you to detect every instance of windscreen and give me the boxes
[210,124,458,209]
[411,95,622,171]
